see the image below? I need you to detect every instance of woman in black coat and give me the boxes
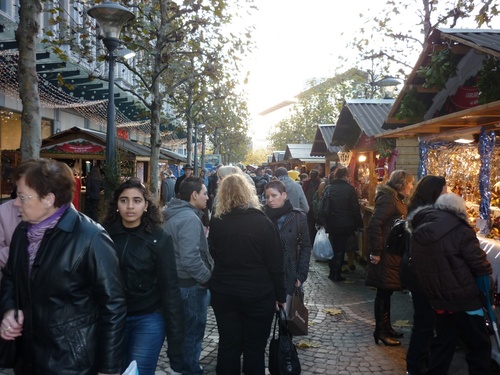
[264,180,312,312]
[209,174,286,375]
[367,169,414,347]
[402,175,447,375]
[323,167,363,281]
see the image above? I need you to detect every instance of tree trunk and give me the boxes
[149,51,162,199]
[16,0,42,161]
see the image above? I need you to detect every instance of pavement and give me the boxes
[0,256,497,375]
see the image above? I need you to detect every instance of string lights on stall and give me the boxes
[0,50,176,141]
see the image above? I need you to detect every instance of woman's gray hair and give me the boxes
[387,170,414,193]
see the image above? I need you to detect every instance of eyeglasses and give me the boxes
[17,194,38,202]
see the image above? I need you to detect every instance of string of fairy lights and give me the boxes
[0,49,176,141]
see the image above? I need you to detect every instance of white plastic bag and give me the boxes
[122,360,139,375]
[313,226,333,261]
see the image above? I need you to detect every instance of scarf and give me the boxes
[27,203,69,273]
[264,199,294,226]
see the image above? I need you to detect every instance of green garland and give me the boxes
[375,139,396,158]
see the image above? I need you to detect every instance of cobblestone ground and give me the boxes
[0,256,498,375]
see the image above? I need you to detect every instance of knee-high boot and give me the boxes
[383,296,404,338]
[374,296,401,346]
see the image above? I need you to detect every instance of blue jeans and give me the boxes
[123,312,165,375]
[170,285,210,375]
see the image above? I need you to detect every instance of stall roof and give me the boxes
[41,127,186,163]
[284,144,324,163]
[332,99,394,145]
[310,124,342,157]
[382,28,500,138]
[271,151,285,163]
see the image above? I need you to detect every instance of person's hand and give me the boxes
[295,280,302,288]
[0,309,24,340]
[369,254,380,265]
[276,301,286,311]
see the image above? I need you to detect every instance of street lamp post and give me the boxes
[87,2,134,198]
[194,124,205,176]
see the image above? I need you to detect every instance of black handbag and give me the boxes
[287,287,308,336]
[269,306,301,375]
[0,337,16,368]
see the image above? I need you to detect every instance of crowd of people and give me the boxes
[0,158,494,375]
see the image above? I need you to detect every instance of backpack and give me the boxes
[385,219,407,256]
[317,185,331,224]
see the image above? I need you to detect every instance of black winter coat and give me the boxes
[324,179,363,234]
[276,210,312,295]
[105,221,184,356]
[208,208,286,304]
[366,184,407,290]
[408,205,491,311]
[0,207,126,375]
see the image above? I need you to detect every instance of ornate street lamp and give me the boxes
[87,2,134,198]
[194,123,205,176]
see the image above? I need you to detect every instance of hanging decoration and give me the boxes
[337,147,353,167]
[478,129,495,234]
[0,49,177,141]
[418,140,429,179]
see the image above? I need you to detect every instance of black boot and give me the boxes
[328,268,335,280]
[373,297,401,346]
[332,271,345,282]
[383,298,403,338]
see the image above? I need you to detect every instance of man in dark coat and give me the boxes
[408,193,492,375]
[174,164,193,197]
[323,167,363,281]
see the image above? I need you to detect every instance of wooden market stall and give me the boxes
[331,99,396,258]
[283,143,325,176]
[378,29,500,296]
[310,124,341,175]
[39,126,186,212]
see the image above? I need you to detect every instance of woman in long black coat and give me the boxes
[366,169,414,347]
[264,180,312,312]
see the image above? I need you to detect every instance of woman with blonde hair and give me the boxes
[208,174,286,375]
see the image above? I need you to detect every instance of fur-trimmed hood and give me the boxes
[407,194,471,246]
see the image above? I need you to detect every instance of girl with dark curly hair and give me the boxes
[103,178,184,375]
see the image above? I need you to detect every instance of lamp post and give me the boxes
[194,124,205,176]
[87,2,134,198]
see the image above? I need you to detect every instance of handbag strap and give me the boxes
[272,310,279,339]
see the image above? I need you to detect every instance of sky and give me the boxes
[240,0,500,150]
[241,0,390,149]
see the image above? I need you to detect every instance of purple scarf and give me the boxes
[26,204,69,273]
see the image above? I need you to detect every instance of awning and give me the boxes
[378,99,500,139]
[40,127,187,163]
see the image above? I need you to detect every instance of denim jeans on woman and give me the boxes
[123,311,165,375]
[170,284,211,375]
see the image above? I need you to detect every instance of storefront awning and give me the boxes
[40,127,187,163]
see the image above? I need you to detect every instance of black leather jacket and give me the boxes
[105,221,184,356]
[0,206,126,375]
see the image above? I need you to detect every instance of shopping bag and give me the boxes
[312,226,333,262]
[287,288,308,336]
[122,360,139,375]
[269,306,301,375]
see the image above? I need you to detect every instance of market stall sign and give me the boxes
[355,133,377,151]
[42,140,104,155]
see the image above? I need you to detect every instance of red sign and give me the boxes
[450,86,479,109]
[355,133,376,150]
[44,141,104,155]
